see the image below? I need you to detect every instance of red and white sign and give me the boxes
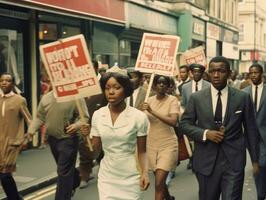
[135,33,180,76]
[40,34,101,102]
[182,46,207,67]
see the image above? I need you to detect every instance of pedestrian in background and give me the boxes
[0,72,31,200]
[127,67,147,109]
[28,89,89,200]
[243,63,266,200]
[82,71,150,199]
[180,56,259,200]
[78,60,107,189]
[142,75,179,200]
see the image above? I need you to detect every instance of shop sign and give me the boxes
[135,33,180,76]
[222,42,239,59]
[207,23,220,40]
[19,0,125,23]
[40,34,101,102]
[193,22,204,36]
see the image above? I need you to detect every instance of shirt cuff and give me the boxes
[203,129,208,141]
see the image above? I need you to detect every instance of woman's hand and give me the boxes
[80,123,90,136]
[141,102,152,113]
[140,172,150,191]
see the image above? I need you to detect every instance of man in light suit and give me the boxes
[127,67,147,110]
[181,63,211,170]
[180,56,259,200]
[181,63,211,108]
[243,63,266,200]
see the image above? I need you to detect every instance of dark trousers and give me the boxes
[196,148,244,200]
[255,165,266,200]
[0,173,20,200]
[48,136,79,200]
[78,139,94,181]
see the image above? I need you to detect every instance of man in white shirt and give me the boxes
[243,63,266,200]
[180,56,259,200]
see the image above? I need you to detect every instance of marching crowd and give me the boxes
[0,55,266,200]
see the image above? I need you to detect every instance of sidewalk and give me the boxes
[0,147,57,200]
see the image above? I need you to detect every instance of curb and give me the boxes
[0,173,57,200]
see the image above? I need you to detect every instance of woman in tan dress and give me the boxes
[142,75,179,200]
[0,72,31,200]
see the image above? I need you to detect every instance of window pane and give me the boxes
[39,23,57,40]
[62,26,81,38]
[0,29,24,93]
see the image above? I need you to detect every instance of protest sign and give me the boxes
[182,46,207,67]
[40,34,101,102]
[135,33,180,76]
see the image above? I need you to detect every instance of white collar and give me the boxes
[252,82,264,89]
[210,85,228,96]
[1,91,15,98]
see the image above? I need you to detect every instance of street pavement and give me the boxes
[0,146,257,200]
[19,148,257,200]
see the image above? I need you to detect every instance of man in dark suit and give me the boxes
[127,67,147,109]
[180,56,259,200]
[181,63,211,170]
[243,63,266,200]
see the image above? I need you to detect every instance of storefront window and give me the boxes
[62,25,81,38]
[39,23,57,40]
[0,29,24,93]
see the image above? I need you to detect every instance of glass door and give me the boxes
[0,16,30,104]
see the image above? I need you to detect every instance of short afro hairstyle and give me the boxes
[0,72,15,84]
[209,56,230,71]
[100,72,134,98]
[153,75,171,88]
[249,63,263,73]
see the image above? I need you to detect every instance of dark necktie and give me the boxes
[214,91,222,127]
[195,82,198,92]
[129,95,133,107]
[254,86,258,112]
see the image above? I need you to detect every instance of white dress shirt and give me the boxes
[210,85,228,122]
[203,85,228,141]
[192,79,203,93]
[252,82,263,112]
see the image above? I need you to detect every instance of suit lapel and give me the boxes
[188,82,192,96]
[258,85,266,112]
[203,88,214,120]
[223,87,235,126]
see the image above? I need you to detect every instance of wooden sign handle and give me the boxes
[144,73,155,103]
[75,99,93,151]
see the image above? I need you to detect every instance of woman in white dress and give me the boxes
[82,71,150,200]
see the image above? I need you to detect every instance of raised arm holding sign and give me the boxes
[39,34,102,151]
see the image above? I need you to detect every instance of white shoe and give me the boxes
[79,180,89,189]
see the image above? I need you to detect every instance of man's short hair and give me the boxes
[179,65,189,72]
[249,63,263,73]
[0,72,15,84]
[209,56,230,71]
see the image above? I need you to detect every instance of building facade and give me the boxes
[238,0,266,72]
